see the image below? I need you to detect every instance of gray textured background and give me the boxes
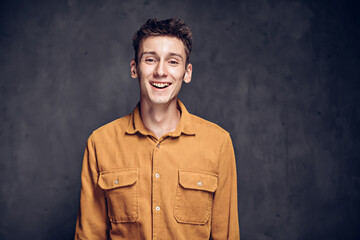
[1,0,360,239]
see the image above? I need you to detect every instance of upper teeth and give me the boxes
[152,82,169,88]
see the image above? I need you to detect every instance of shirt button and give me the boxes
[155,206,160,211]
[198,181,202,187]
[114,179,119,185]
[155,173,160,178]
[157,143,160,148]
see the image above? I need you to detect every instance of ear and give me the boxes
[130,59,138,79]
[183,63,192,83]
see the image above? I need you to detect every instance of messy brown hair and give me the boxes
[132,18,192,66]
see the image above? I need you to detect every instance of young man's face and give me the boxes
[130,36,192,106]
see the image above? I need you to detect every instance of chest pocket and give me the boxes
[174,170,218,224]
[98,169,138,223]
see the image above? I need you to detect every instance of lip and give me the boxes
[149,81,172,89]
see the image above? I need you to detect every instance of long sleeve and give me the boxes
[74,134,109,240]
[211,134,240,239]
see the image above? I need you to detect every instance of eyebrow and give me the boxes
[169,53,184,60]
[140,51,184,61]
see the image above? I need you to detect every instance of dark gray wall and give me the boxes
[1,0,359,239]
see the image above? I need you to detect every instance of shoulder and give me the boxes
[188,113,230,140]
[186,113,234,162]
[89,114,131,142]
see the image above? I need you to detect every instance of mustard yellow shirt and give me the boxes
[75,100,240,240]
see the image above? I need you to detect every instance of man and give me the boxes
[75,18,240,240]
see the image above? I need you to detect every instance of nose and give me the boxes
[154,60,167,77]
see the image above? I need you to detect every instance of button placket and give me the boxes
[152,140,163,238]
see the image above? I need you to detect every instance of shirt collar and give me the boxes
[125,99,196,137]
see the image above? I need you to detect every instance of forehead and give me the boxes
[140,36,186,57]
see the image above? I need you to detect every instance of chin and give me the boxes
[150,99,170,105]
[149,96,175,105]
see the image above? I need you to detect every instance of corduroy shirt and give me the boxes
[74,100,240,240]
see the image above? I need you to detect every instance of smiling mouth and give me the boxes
[150,82,171,89]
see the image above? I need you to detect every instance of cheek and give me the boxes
[137,68,149,82]
[169,69,185,79]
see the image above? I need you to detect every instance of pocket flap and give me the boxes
[178,170,218,192]
[98,169,138,190]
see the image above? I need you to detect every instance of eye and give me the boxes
[169,60,179,65]
[145,58,156,63]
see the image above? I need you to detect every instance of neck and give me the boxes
[139,98,180,139]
